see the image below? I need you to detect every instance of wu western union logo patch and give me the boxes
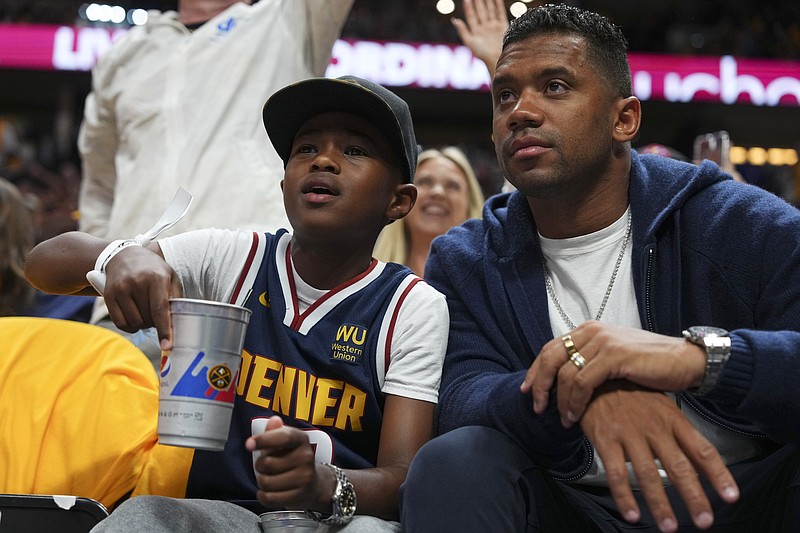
[330,323,366,365]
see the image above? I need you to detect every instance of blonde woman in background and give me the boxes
[374,147,485,276]
[0,178,94,320]
[0,178,36,316]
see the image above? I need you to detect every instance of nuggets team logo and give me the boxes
[330,324,367,365]
[258,291,271,308]
[208,364,233,391]
[170,352,238,403]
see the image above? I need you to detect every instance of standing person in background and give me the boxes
[0,178,36,316]
[79,0,353,238]
[373,146,484,277]
[401,4,800,532]
[78,0,353,363]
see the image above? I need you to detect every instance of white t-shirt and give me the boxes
[541,208,643,486]
[539,207,640,336]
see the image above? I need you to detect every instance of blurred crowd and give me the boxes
[0,117,81,239]
[348,0,800,60]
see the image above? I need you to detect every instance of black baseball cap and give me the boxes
[262,76,419,183]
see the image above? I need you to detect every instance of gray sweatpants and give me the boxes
[90,496,400,533]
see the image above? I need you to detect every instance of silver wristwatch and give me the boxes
[312,463,356,525]
[682,326,731,396]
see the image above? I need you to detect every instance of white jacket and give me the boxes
[78,0,354,238]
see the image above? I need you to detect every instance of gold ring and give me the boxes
[569,351,587,370]
[561,334,577,357]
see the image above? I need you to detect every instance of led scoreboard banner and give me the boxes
[0,24,798,108]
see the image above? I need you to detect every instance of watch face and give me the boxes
[340,484,357,516]
[687,326,728,338]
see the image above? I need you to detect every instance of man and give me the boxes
[401,4,800,532]
[78,0,353,363]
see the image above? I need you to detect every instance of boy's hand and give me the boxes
[102,245,182,350]
[246,416,335,512]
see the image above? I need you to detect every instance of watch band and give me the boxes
[310,463,356,525]
[682,326,731,396]
[696,334,731,395]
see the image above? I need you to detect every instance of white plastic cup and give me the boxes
[157,298,252,451]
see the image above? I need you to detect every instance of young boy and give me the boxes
[25,76,448,532]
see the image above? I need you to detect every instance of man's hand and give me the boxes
[102,245,182,350]
[452,0,508,77]
[246,416,335,512]
[521,321,707,425]
[581,384,739,532]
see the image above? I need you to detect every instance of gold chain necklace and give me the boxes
[542,211,632,330]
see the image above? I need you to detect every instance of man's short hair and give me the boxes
[504,4,632,99]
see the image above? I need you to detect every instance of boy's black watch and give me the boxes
[312,463,356,525]
[682,326,731,396]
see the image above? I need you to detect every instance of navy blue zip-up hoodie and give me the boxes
[426,150,800,480]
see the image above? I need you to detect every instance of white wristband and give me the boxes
[94,239,143,273]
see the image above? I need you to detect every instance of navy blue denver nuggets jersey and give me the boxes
[186,230,423,511]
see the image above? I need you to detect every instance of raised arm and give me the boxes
[303,0,355,76]
[452,0,508,78]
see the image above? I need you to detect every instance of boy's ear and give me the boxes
[385,183,417,223]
